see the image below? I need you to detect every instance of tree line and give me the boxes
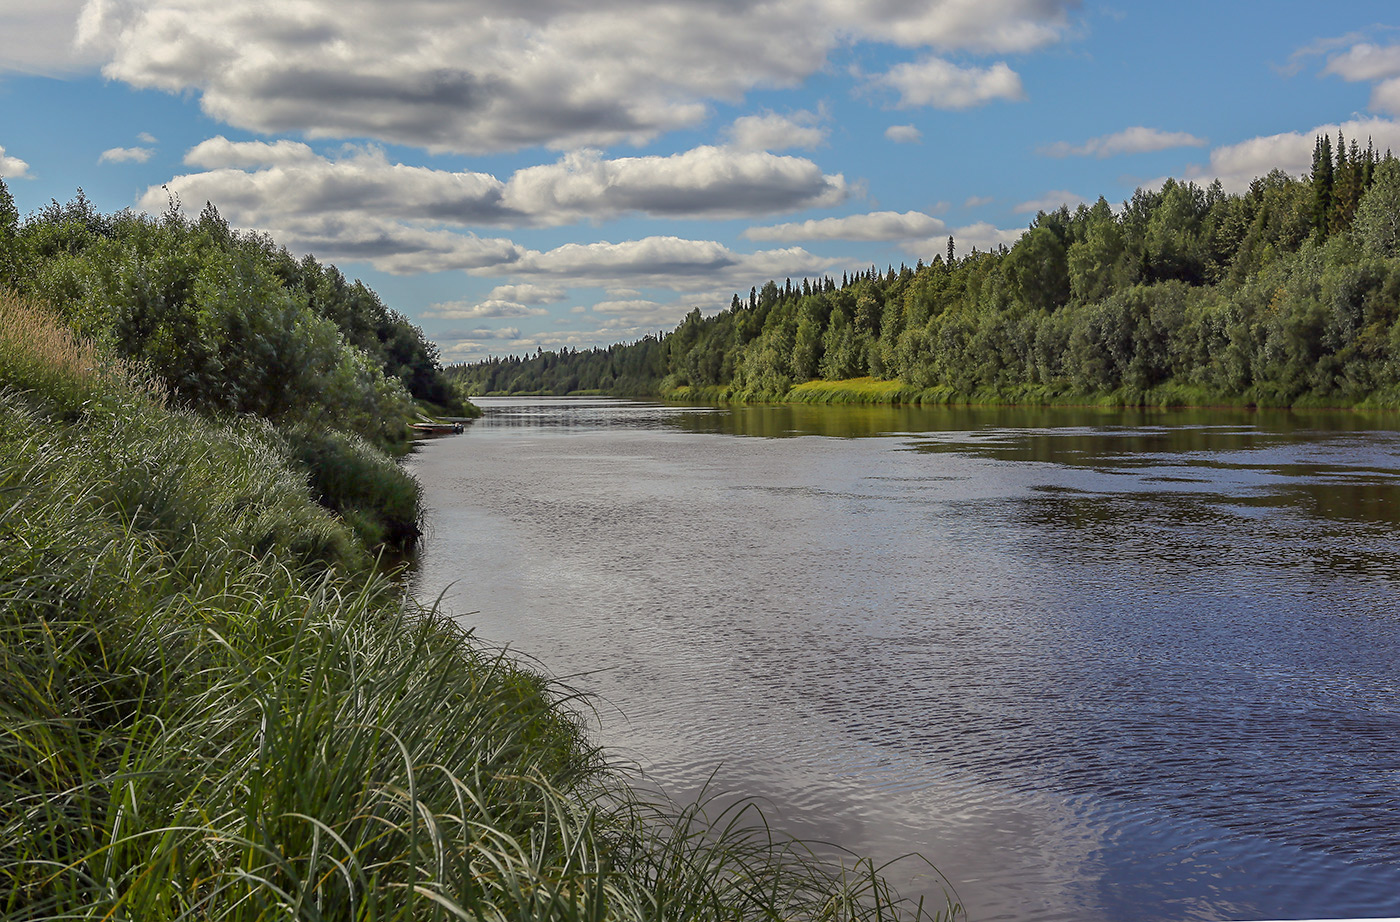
[450,137,1400,409]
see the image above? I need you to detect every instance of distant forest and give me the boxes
[450,135,1400,408]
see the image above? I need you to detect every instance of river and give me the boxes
[406,397,1400,922]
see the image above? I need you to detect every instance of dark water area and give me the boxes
[407,397,1400,922]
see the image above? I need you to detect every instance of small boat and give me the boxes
[411,421,465,436]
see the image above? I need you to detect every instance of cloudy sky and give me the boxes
[3,2,1400,362]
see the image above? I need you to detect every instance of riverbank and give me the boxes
[0,296,952,921]
[660,376,1400,411]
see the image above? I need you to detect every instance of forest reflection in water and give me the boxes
[408,397,1400,922]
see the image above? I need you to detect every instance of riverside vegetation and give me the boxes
[0,184,954,920]
[451,137,1400,410]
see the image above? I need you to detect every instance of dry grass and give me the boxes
[0,290,166,409]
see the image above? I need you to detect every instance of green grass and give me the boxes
[672,374,1384,412]
[0,294,959,921]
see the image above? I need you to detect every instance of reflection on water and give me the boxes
[408,397,1400,922]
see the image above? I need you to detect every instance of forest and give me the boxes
[451,135,1400,409]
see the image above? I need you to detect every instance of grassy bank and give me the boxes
[0,296,956,920]
[663,375,1400,411]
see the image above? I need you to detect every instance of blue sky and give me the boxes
[3,1,1400,363]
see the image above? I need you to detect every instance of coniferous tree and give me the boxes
[1312,134,1335,237]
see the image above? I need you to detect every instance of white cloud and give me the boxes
[1014,190,1088,213]
[500,146,848,221]
[884,124,922,143]
[1309,37,1400,116]
[724,110,828,151]
[1184,116,1400,191]
[1321,42,1400,83]
[585,294,715,330]
[75,0,1076,152]
[837,0,1077,54]
[591,299,663,315]
[0,145,31,179]
[963,194,993,208]
[0,1,103,75]
[137,131,159,144]
[98,146,154,163]
[1373,77,1400,116]
[184,137,320,169]
[483,283,567,305]
[148,144,512,228]
[869,57,1024,109]
[152,141,847,233]
[469,235,838,293]
[912,221,1023,257]
[744,210,945,242]
[437,326,522,341]
[1040,126,1206,158]
[421,300,548,320]
[439,308,717,360]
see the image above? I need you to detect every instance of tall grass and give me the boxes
[0,291,166,415]
[0,298,959,920]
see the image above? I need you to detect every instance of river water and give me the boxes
[407,397,1400,922]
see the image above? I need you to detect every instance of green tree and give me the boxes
[0,178,18,288]
[1353,158,1400,258]
[1067,198,1127,304]
[1311,134,1335,238]
[1005,225,1069,310]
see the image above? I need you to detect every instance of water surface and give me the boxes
[408,398,1400,922]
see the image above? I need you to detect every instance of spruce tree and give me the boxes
[1311,134,1334,238]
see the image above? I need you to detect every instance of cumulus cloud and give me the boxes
[153,140,846,232]
[75,0,1076,152]
[744,210,945,242]
[1040,126,1206,158]
[963,194,993,208]
[151,142,514,225]
[944,221,1025,252]
[885,124,922,143]
[185,137,321,169]
[500,146,848,221]
[98,146,154,163]
[905,221,1023,260]
[0,145,31,179]
[586,293,729,331]
[1374,78,1400,115]
[590,299,664,315]
[1297,35,1400,116]
[0,1,104,75]
[483,283,567,305]
[869,57,1024,109]
[1321,42,1400,83]
[421,300,549,320]
[437,326,522,341]
[842,0,1078,53]
[1184,116,1400,191]
[1015,190,1088,213]
[724,110,828,151]
[469,236,837,292]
